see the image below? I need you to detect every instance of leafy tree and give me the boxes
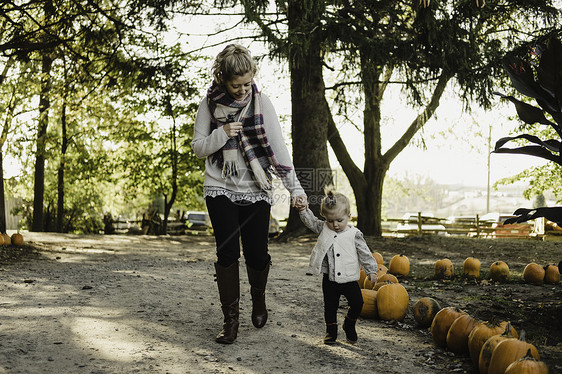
[1,0,121,231]
[1,0,206,233]
[110,39,206,234]
[231,0,562,236]
[0,58,36,233]
[383,175,447,218]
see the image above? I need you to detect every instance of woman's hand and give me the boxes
[223,121,243,138]
[368,273,378,285]
[292,194,308,211]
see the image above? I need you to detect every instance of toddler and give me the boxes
[299,189,377,344]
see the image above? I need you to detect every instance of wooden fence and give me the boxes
[108,211,562,241]
[382,212,540,239]
[109,218,189,235]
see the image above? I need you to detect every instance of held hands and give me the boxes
[223,122,243,138]
[368,273,378,285]
[292,194,308,211]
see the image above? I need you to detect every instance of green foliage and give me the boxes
[383,175,447,218]
[1,1,208,233]
[114,43,207,217]
[496,163,562,203]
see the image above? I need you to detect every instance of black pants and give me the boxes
[322,274,363,324]
[206,195,271,270]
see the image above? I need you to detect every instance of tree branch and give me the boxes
[327,104,366,191]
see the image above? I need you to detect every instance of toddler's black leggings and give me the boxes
[322,273,363,324]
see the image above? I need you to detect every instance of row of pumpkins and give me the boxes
[360,252,560,287]
[434,257,560,285]
[1,232,24,246]
[425,301,548,374]
[358,252,554,373]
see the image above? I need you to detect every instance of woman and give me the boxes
[191,44,307,344]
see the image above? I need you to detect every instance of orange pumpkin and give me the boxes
[434,258,454,279]
[504,349,549,374]
[446,313,479,355]
[479,322,518,374]
[377,264,388,276]
[468,318,518,367]
[413,297,441,328]
[359,289,378,319]
[544,264,560,284]
[488,336,540,374]
[0,234,4,246]
[372,251,384,266]
[523,263,545,285]
[462,257,481,279]
[490,261,510,283]
[378,273,399,284]
[2,233,11,245]
[359,268,367,288]
[389,254,410,277]
[363,275,376,290]
[11,233,24,246]
[430,306,466,348]
[376,283,409,321]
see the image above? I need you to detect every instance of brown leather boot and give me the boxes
[246,262,270,328]
[214,262,240,344]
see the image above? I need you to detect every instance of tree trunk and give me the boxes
[280,0,332,239]
[0,152,5,234]
[329,58,450,236]
[162,116,178,235]
[360,167,387,236]
[163,181,178,235]
[32,51,53,232]
[162,194,169,235]
[0,58,16,234]
[57,99,67,232]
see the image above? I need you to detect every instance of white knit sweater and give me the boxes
[191,93,304,204]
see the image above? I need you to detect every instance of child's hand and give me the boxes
[368,273,378,285]
[297,203,308,212]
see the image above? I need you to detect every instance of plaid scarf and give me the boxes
[207,81,292,191]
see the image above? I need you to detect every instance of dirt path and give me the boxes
[0,233,560,373]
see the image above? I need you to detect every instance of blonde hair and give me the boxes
[320,188,350,218]
[211,44,257,85]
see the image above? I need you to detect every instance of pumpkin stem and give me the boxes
[501,321,516,338]
[522,348,538,361]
